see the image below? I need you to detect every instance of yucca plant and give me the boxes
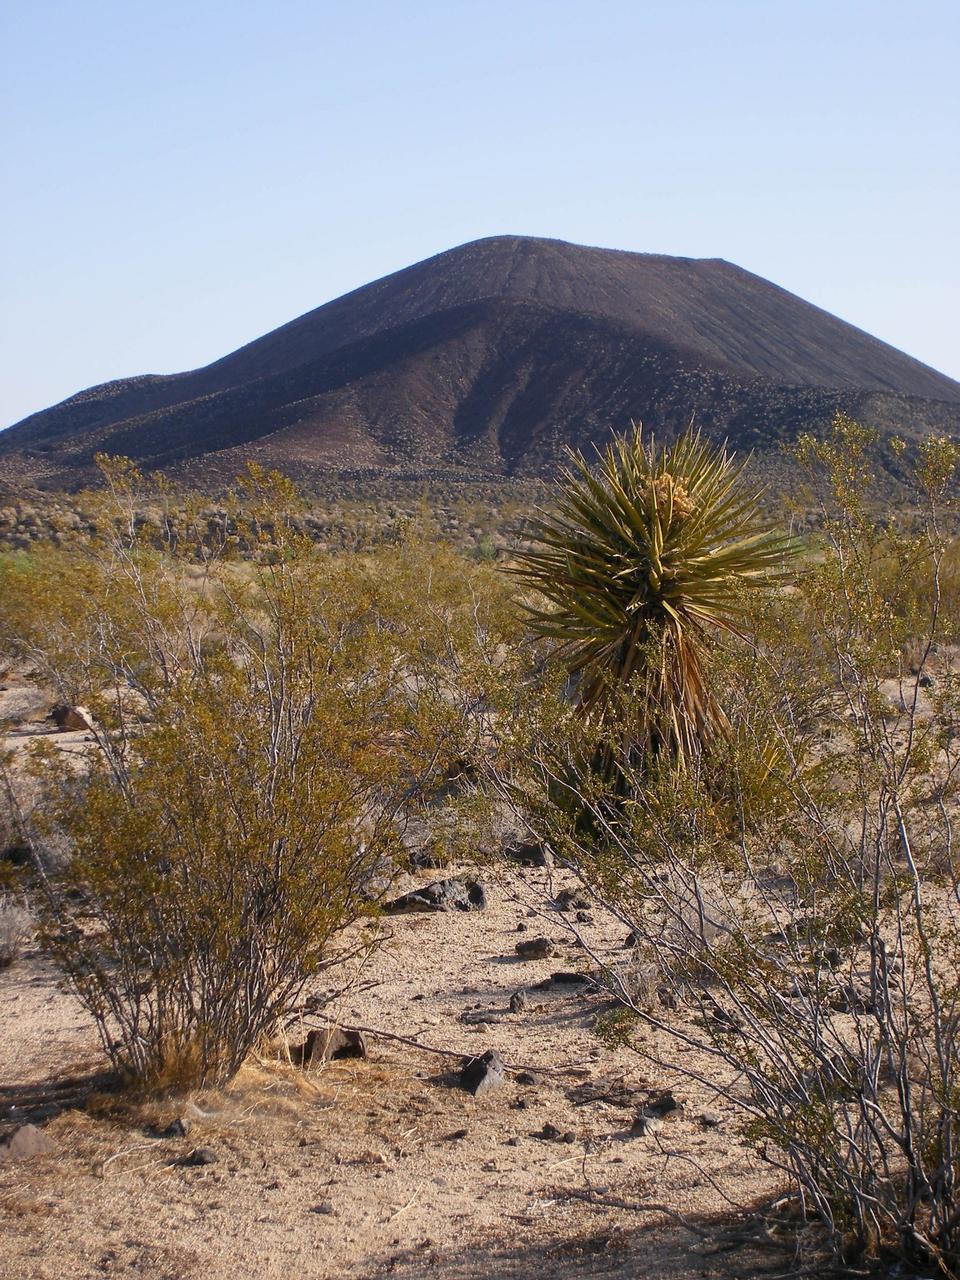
[513,425,797,772]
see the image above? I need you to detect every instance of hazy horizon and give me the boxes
[3,0,958,428]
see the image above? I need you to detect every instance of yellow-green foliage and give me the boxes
[6,459,524,1089]
[511,425,797,773]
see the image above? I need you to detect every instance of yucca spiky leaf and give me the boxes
[513,424,798,769]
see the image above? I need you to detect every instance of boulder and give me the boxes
[515,937,555,960]
[51,704,94,732]
[503,840,553,869]
[299,1027,368,1064]
[0,1123,56,1161]
[383,878,486,914]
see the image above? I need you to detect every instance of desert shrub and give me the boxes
[8,459,518,1089]
[510,425,795,776]
[0,893,34,968]
[500,419,960,1272]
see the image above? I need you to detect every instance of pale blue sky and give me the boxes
[2,0,958,428]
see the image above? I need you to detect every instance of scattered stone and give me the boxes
[177,1146,218,1167]
[538,1122,576,1143]
[554,889,590,913]
[155,1116,192,1139]
[0,1123,56,1161]
[409,845,449,871]
[299,1027,368,1065]
[513,1071,540,1086]
[310,1201,337,1215]
[631,1112,664,1137]
[546,970,592,986]
[384,878,487,915]
[503,840,552,868]
[516,921,528,932]
[634,1089,681,1135]
[460,1049,506,1097]
[575,910,593,924]
[50,704,95,732]
[829,984,876,1015]
[509,989,529,1013]
[515,937,555,960]
[645,1089,681,1117]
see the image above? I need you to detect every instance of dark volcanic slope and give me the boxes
[3,235,960,487]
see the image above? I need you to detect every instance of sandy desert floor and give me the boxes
[0,870,792,1280]
[0,684,788,1280]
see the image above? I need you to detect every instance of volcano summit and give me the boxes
[3,235,959,488]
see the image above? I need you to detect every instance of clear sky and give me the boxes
[2,0,958,428]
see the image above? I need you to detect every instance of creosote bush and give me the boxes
[1,458,521,1089]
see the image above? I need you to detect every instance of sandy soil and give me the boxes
[0,685,784,1279]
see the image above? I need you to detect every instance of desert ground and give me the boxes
[0,680,789,1280]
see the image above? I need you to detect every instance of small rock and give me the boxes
[645,1089,681,1117]
[513,1070,540,1086]
[505,1136,520,1146]
[298,1027,368,1065]
[515,937,555,960]
[509,989,529,1013]
[384,878,487,915]
[444,1128,469,1141]
[698,1112,722,1129]
[178,1146,218,1167]
[538,1123,575,1143]
[516,921,528,932]
[0,1123,56,1161]
[50,704,94,732]
[919,674,934,688]
[575,910,593,924]
[409,846,449,870]
[310,1201,337,1215]
[623,930,640,949]
[155,1116,192,1139]
[460,1049,506,1097]
[632,1113,664,1137]
[634,1089,681,1135]
[554,889,591,913]
[502,840,552,868]
[546,970,592,986]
